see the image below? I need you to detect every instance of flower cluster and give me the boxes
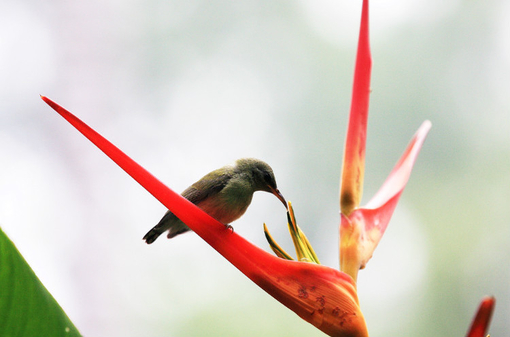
[41,0,496,335]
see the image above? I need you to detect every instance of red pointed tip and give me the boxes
[466,296,496,337]
[41,95,59,111]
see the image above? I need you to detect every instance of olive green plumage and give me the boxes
[143,158,286,244]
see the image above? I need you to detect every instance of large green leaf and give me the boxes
[0,227,80,337]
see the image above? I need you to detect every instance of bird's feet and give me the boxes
[224,224,234,233]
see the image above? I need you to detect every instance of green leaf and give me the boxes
[0,227,80,337]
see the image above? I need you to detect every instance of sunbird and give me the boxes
[143,158,287,244]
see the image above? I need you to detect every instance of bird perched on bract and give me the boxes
[143,158,287,244]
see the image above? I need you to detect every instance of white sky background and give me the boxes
[1,0,509,336]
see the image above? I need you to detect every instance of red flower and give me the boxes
[44,1,498,337]
[40,0,419,335]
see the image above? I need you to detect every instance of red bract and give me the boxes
[41,95,369,337]
[466,297,495,337]
[337,0,430,283]
[340,0,371,217]
[339,121,431,281]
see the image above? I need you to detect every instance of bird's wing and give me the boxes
[181,168,234,204]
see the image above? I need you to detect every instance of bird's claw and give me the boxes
[225,224,234,233]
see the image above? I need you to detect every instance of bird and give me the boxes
[143,158,287,244]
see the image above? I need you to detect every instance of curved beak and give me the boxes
[270,187,288,209]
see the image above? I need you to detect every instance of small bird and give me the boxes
[143,158,287,244]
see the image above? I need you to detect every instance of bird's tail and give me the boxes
[143,211,191,244]
[143,225,165,244]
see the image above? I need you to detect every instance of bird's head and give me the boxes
[235,158,287,208]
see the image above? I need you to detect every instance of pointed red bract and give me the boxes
[365,120,431,211]
[359,120,431,244]
[340,121,431,280]
[466,297,495,337]
[41,96,368,337]
[340,0,372,216]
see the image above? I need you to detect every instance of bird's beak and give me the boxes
[270,187,288,209]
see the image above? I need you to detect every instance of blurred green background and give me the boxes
[1,0,508,336]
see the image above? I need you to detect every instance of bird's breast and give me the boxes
[197,187,253,224]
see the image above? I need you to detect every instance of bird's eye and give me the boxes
[262,171,275,187]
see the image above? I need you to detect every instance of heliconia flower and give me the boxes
[40,0,433,336]
[466,296,495,337]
